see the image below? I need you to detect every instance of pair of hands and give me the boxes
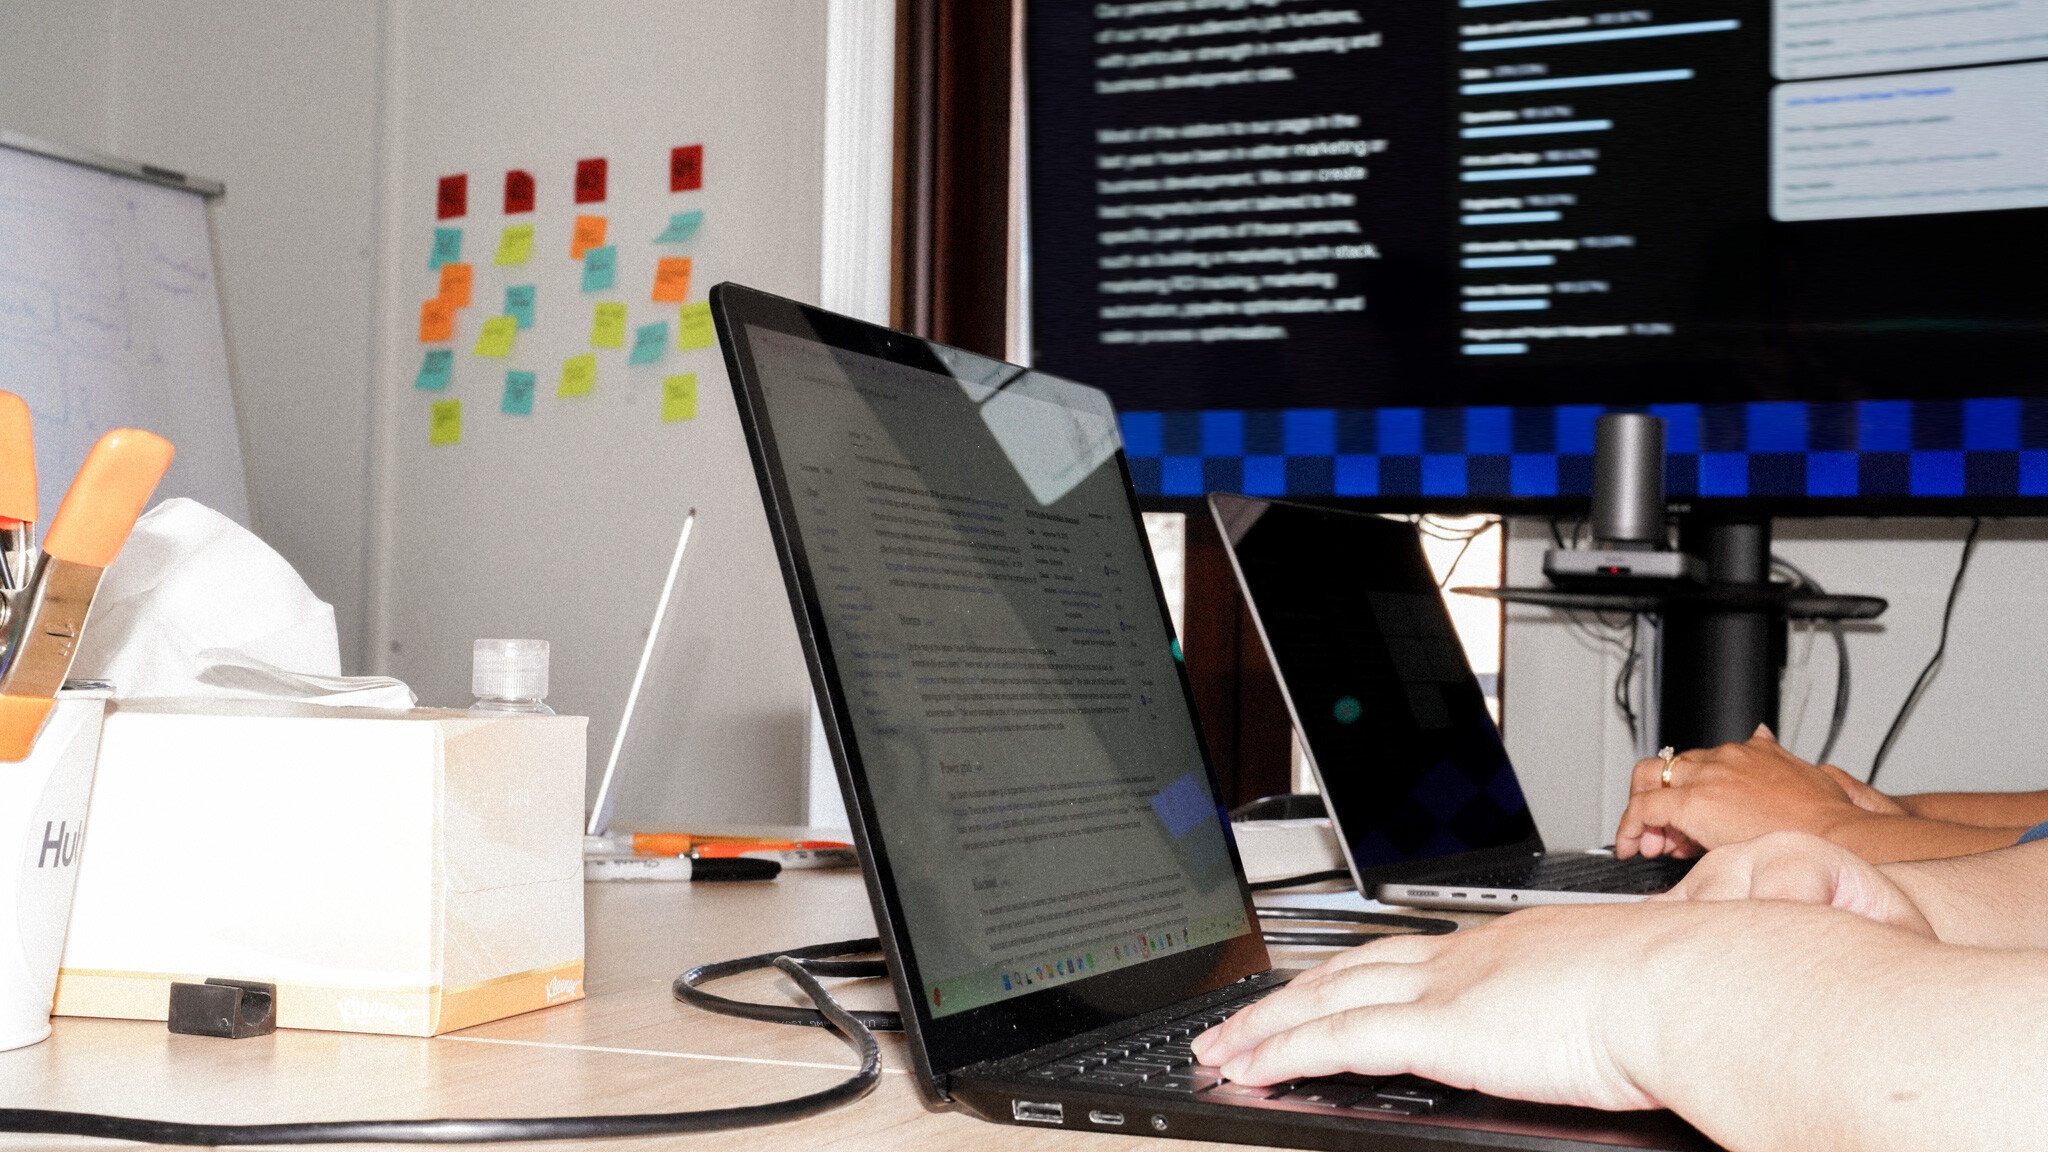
[1190,832,1930,1113]
[1614,726,1901,860]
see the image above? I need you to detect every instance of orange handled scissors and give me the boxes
[0,394,173,761]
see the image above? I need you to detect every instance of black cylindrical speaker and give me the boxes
[1592,413,1665,548]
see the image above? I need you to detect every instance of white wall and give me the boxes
[369,0,856,828]
[0,0,384,670]
[1501,517,2048,850]
[2,0,890,830]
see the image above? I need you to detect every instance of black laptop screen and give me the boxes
[744,323,1254,1020]
[1215,496,1539,877]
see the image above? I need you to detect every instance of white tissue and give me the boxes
[69,498,415,709]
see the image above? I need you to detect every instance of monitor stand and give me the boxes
[1657,515,1777,750]
[1461,517,1886,755]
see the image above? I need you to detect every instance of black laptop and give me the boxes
[713,283,1712,1151]
[1210,494,1694,911]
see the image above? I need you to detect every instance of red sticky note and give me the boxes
[651,256,693,303]
[575,157,608,204]
[437,174,467,220]
[437,262,474,308]
[419,298,455,343]
[504,169,535,214]
[670,145,703,192]
[570,214,608,260]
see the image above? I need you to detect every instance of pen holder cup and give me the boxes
[0,689,112,1051]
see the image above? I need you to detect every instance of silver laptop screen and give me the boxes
[746,324,1253,1020]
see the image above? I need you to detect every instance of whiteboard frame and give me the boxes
[0,130,224,199]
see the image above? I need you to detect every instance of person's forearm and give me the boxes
[1823,811,2020,863]
[1624,906,2048,1152]
[1896,789,2048,829]
[1882,839,2048,948]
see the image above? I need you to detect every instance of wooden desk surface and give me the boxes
[0,874,1487,1151]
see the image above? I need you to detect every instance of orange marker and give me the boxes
[0,394,37,591]
[0,429,173,760]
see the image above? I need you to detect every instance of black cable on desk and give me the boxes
[0,957,880,1145]
[678,937,904,1032]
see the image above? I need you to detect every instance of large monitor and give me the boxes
[1026,1,2048,509]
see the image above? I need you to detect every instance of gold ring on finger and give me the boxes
[1658,746,1677,788]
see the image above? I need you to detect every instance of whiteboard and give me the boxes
[0,135,248,527]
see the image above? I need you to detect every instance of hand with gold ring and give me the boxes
[1617,725,1912,861]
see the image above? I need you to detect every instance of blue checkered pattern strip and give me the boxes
[1119,400,2048,500]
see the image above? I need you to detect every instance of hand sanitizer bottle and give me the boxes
[470,638,555,715]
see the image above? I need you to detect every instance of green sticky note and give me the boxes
[677,301,714,350]
[429,227,462,269]
[415,348,453,391]
[505,284,536,329]
[559,353,596,397]
[591,301,627,348]
[653,210,703,244]
[494,223,534,266]
[502,370,536,415]
[473,314,517,358]
[629,321,669,365]
[581,244,618,292]
[430,398,462,445]
[662,374,698,423]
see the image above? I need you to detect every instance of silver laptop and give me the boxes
[1211,493,1692,911]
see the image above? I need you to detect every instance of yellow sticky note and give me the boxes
[418,298,455,343]
[591,301,627,348]
[651,256,693,303]
[429,399,462,446]
[677,301,714,350]
[559,353,596,397]
[473,314,517,358]
[494,223,534,266]
[438,262,473,308]
[571,214,608,260]
[662,374,698,423]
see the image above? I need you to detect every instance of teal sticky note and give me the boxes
[629,321,669,365]
[429,227,462,269]
[653,210,704,244]
[581,245,618,292]
[505,284,536,329]
[415,348,453,391]
[502,370,537,415]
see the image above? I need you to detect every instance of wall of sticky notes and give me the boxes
[378,2,836,829]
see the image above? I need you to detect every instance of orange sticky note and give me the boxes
[571,215,608,260]
[437,262,474,308]
[419,298,455,343]
[652,257,693,303]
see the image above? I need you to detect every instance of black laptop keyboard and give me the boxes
[1022,990,1466,1117]
[1450,852,1695,895]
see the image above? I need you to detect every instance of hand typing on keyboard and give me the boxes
[1185,895,2048,1152]
[1614,725,1921,863]
[1188,906,1660,1114]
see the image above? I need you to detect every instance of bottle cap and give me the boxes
[473,638,549,701]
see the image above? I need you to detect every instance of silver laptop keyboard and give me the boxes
[1022,991,1466,1116]
[1450,853,1694,895]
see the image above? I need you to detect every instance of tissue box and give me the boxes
[54,699,587,1036]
